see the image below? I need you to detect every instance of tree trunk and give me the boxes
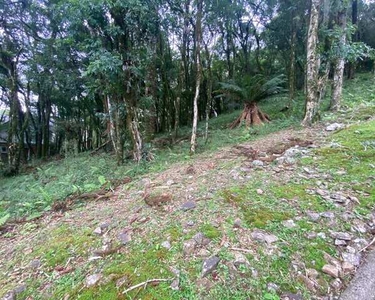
[289,18,297,105]
[331,3,347,111]
[230,102,270,129]
[204,44,212,143]
[347,0,358,79]
[302,0,321,127]
[190,0,202,154]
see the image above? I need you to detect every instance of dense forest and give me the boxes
[1,0,374,174]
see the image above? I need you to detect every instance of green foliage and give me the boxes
[217,74,287,104]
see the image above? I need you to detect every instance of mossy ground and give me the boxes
[1,74,375,299]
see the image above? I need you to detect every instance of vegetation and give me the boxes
[0,0,375,299]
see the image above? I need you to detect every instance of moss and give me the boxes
[201,223,221,239]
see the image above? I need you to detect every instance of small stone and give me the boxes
[161,241,171,250]
[252,160,264,167]
[281,293,303,300]
[117,232,131,245]
[307,212,320,222]
[29,259,41,269]
[181,201,196,211]
[197,248,211,257]
[256,189,264,195]
[186,220,195,227]
[330,278,343,292]
[183,240,197,255]
[233,252,250,268]
[298,274,316,292]
[251,230,278,244]
[306,268,319,280]
[352,220,367,233]
[342,252,361,267]
[1,291,16,300]
[86,274,102,287]
[14,284,27,295]
[307,232,317,239]
[321,212,335,219]
[335,239,347,246]
[326,123,344,132]
[93,227,102,235]
[342,261,355,273]
[99,222,110,230]
[283,220,297,228]
[322,265,339,278]
[170,278,180,290]
[116,276,130,288]
[233,218,242,228]
[201,256,220,277]
[193,232,210,246]
[330,232,352,241]
[267,282,280,292]
[317,232,326,239]
[166,180,175,186]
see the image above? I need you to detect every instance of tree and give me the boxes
[302,0,322,127]
[190,0,202,154]
[217,74,286,128]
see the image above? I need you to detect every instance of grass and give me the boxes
[0,73,375,299]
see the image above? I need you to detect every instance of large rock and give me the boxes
[330,232,353,241]
[342,252,361,267]
[201,256,220,277]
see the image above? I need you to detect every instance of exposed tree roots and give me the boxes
[230,102,270,129]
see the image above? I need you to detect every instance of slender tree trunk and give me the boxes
[331,3,347,111]
[302,0,321,127]
[348,0,358,79]
[190,0,202,154]
[204,44,212,143]
[289,19,297,105]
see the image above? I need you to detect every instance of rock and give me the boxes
[170,278,180,290]
[330,232,352,241]
[233,252,250,268]
[326,123,344,131]
[267,282,280,292]
[322,265,339,278]
[317,232,326,239]
[86,274,102,287]
[282,220,297,228]
[116,276,130,288]
[330,278,343,292]
[161,241,171,250]
[251,230,278,244]
[181,201,196,211]
[281,293,303,300]
[196,278,214,291]
[117,232,131,245]
[13,285,26,295]
[298,274,316,292]
[342,252,361,266]
[186,220,195,227]
[1,291,16,300]
[29,259,41,269]
[183,239,197,255]
[99,222,110,230]
[252,160,264,167]
[307,212,320,222]
[352,220,367,233]
[335,239,347,246]
[307,232,317,239]
[233,218,242,228]
[306,268,319,280]
[193,232,210,247]
[197,248,211,257]
[321,212,335,219]
[256,189,264,195]
[201,256,220,277]
[93,227,102,235]
[342,261,355,273]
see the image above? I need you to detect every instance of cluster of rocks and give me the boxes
[276,146,310,165]
[314,189,360,207]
